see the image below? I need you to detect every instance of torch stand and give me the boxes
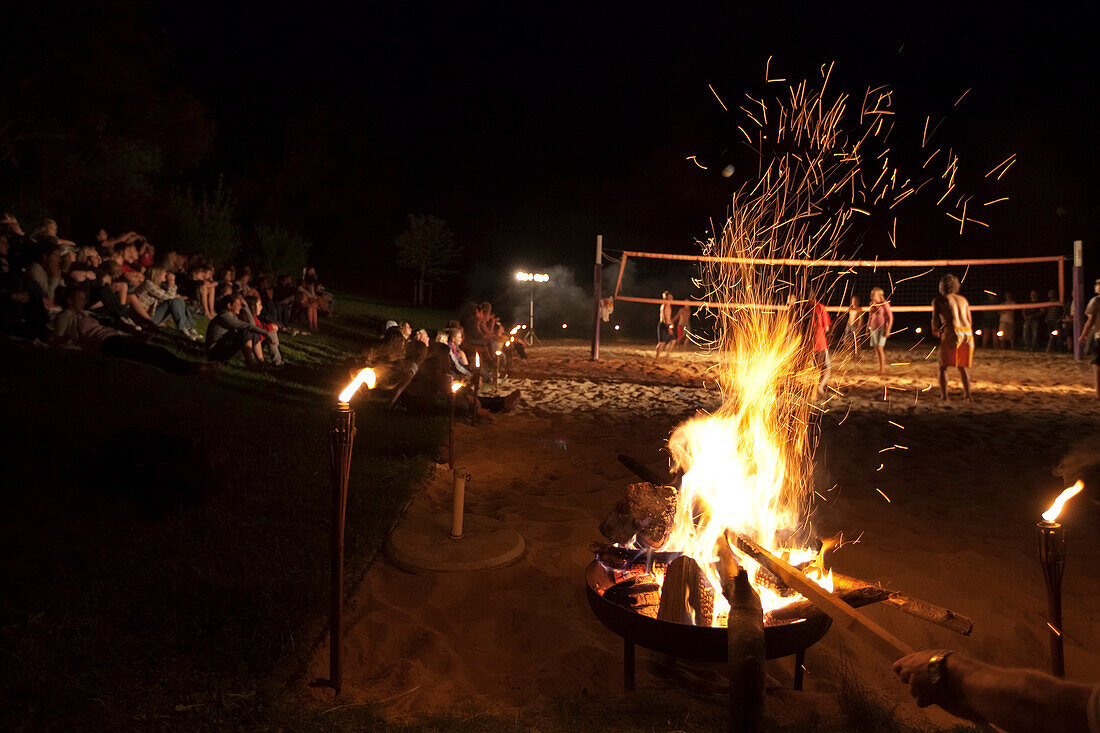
[1037,520,1066,677]
[386,466,525,573]
[328,403,357,693]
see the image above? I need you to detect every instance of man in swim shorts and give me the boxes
[931,273,973,401]
[655,291,676,358]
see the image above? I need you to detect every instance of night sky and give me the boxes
[155,2,1096,285]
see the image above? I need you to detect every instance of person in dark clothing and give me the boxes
[205,293,273,365]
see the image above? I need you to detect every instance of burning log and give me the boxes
[733,533,913,660]
[765,585,892,625]
[599,482,678,549]
[717,537,764,733]
[602,578,661,617]
[656,556,714,626]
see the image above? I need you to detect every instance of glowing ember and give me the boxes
[338,368,376,403]
[1042,481,1084,523]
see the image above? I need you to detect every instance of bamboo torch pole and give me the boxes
[329,368,374,694]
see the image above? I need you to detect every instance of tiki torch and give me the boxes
[1037,480,1084,678]
[448,381,462,469]
[329,367,375,693]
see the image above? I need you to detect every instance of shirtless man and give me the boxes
[655,291,676,358]
[931,274,973,401]
[1079,278,1100,400]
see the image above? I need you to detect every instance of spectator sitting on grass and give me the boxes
[272,274,298,327]
[31,218,77,252]
[254,275,299,335]
[446,327,472,378]
[205,293,272,367]
[296,273,327,330]
[101,260,155,328]
[304,267,334,313]
[113,241,145,288]
[134,267,202,341]
[85,263,142,332]
[25,238,62,309]
[243,294,285,367]
[51,286,208,375]
[0,232,33,335]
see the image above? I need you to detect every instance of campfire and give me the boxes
[584,66,976,723]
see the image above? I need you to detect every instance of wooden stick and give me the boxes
[830,572,974,636]
[765,585,891,624]
[733,533,913,659]
[883,594,974,636]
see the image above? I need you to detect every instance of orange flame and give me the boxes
[450,381,463,394]
[1042,481,1084,523]
[338,368,376,403]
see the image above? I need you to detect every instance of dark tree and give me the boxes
[395,214,459,305]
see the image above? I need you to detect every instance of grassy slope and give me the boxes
[0,294,449,729]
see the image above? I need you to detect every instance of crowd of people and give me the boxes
[1,212,335,373]
[360,301,525,416]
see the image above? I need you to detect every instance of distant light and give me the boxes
[516,271,550,283]
[914,327,922,334]
[975,329,982,336]
[614,324,620,331]
[1051,329,1059,336]
[561,323,568,329]
[997,330,1004,337]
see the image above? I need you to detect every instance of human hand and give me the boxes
[893,650,978,721]
[166,272,175,284]
[893,649,954,708]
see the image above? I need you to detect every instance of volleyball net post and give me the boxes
[591,235,603,361]
[1073,240,1084,362]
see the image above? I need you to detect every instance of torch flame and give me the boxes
[1042,480,1084,523]
[450,381,463,394]
[475,352,480,368]
[338,368,376,403]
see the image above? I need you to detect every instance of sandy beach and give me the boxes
[299,341,1100,729]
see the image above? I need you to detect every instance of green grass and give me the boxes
[0,294,447,730]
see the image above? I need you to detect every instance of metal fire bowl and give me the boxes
[586,559,832,661]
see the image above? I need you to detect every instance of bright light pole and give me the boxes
[515,271,549,344]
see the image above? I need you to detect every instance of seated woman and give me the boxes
[243,294,285,367]
[304,267,334,314]
[134,266,201,340]
[51,287,207,375]
[294,276,323,331]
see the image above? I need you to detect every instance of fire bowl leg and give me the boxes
[793,650,805,691]
[624,638,636,691]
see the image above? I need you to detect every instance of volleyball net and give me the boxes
[610,250,1068,313]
